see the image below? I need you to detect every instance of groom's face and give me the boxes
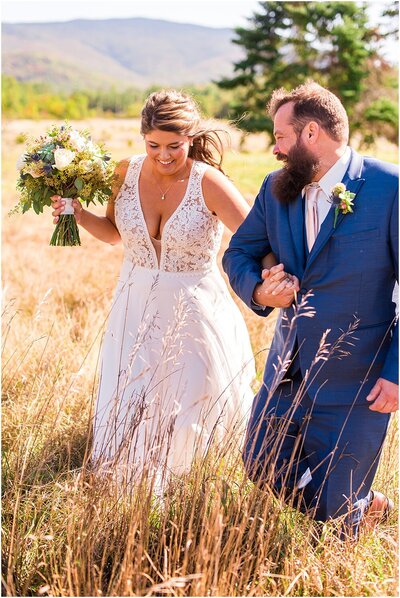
[272,102,299,159]
[271,102,321,203]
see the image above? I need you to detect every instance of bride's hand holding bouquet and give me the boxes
[51,196,84,226]
[14,123,115,246]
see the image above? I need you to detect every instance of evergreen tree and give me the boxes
[217,1,387,141]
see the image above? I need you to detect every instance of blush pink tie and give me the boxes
[305,183,320,251]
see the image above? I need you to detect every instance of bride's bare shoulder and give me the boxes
[115,157,131,177]
[107,158,130,205]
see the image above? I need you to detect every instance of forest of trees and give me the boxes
[2,1,398,147]
[1,76,234,120]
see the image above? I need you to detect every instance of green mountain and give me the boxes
[2,18,242,90]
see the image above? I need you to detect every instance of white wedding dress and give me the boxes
[92,155,254,487]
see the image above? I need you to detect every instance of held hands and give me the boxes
[366,378,399,413]
[253,263,300,308]
[51,196,84,224]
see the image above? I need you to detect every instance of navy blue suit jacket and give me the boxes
[223,149,398,405]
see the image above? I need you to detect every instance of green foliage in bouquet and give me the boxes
[14,123,116,246]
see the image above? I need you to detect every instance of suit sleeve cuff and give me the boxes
[251,299,266,311]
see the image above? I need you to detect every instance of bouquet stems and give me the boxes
[50,214,81,246]
[49,197,81,246]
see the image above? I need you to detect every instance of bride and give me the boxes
[51,90,293,488]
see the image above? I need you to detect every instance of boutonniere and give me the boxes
[330,182,356,228]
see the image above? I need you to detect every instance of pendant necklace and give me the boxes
[155,164,189,200]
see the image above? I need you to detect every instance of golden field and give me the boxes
[1,118,398,597]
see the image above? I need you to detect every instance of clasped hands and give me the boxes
[253,263,300,308]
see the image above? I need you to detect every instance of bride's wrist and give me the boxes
[76,207,86,226]
[252,283,266,306]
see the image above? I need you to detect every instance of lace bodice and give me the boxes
[114,155,224,272]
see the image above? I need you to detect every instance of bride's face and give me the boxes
[144,129,191,176]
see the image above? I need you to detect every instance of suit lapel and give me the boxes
[288,192,306,275]
[306,149,366,269]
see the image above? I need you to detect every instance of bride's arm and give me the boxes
[203,168,299,301]
[261,252,278,269]
[202,167,277,265]
[201,167,250,233]
[51,159,129,245]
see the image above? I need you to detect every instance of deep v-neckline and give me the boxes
[135,155,195,269]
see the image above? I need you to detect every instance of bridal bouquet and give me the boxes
[14,124,115,246]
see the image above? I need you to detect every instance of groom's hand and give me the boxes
[366,378,399,413]
[253,263,300,308]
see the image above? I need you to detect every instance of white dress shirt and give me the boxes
[303,146,352,233]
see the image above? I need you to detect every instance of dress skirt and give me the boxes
[92,258,255,486]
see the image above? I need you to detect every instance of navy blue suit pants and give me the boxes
[243,370,391,530]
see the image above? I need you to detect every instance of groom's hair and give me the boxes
[267,81,349,143]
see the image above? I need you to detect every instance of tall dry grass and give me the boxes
[2,119,398,597]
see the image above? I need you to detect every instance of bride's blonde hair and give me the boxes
[140,90,228,173]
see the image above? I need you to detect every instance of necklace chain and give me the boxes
[154,164,189,200]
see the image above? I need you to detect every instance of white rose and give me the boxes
[79,159,94,173]
[54,148,75,170]
[16,153,27,171]
[93,156,106,170]
[86,140,101,155]
[68,130,86,152]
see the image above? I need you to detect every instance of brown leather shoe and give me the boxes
[363,490,394,529]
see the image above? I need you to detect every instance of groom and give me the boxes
[223,81,398,534]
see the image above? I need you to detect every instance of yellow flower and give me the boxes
[331,182,346,196]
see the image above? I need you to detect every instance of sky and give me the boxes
[1,0,397,62]
[1,0,261,28]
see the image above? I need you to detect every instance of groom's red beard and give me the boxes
[272,139,321,204]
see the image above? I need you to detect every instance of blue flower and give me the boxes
[42,164,53,175]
